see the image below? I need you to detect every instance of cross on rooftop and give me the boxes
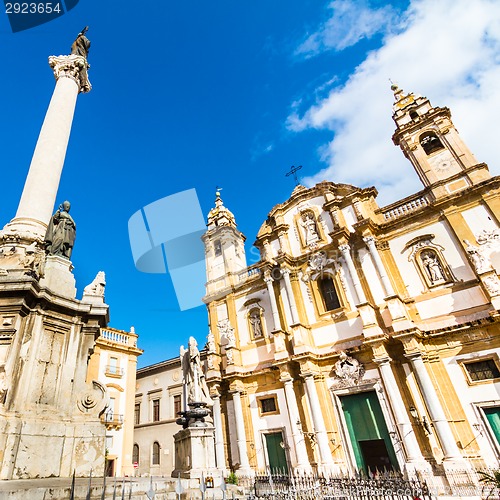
[286,165,302,186]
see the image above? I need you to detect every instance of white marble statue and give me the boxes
[180,337,212,406]
[300,212,319,246]
[421,251,445,283]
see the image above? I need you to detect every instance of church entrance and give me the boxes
[264,431,288,474]
[340,391,398,473]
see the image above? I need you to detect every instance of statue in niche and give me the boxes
[300,211,320,246]
[249,309,263,338]
[420,250,445,283]
[71,26,91,59]
[180,337,212,405]
[44,201,76,259]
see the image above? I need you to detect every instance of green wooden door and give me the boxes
[484,407,500,445]
[265,432,288,474]
[340,391,399,473]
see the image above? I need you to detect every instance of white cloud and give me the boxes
[295,0,398,57]
[290,0,500,206]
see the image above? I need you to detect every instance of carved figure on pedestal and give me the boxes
[83,271,106,298]
[218,318,235,347]
[71,26,91,59]
[44,201,76,259]
[180,337,212,405]
[206,330,216,353]
[464,239,490,273]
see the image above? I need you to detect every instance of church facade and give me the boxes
[201,86,500,479]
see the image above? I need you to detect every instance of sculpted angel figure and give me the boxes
[180,337,212,406]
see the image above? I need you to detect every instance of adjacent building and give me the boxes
[198,85,500,480]
[133,357,185,477]
[87,326,142,477]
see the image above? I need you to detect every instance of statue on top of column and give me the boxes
[44,201,76,259]
[71,26,91,59]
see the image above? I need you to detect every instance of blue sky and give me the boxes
[1,0,500,367]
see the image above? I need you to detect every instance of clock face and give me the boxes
[396,95,414,108]
[435,160,452,173]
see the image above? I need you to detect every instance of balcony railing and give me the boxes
[105,365,124,377]
[101,328,137,347]
[381,194,430,222]
[101,412,124,428]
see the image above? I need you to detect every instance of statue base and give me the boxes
[172,424,218,480]
[39,255,76,298]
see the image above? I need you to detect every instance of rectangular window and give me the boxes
[258,395,279,415]
[464,359,500,381]
[173,394,181,417]
[152,399,160,422]
[134,403,140,425]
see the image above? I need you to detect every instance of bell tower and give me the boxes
[202,189,247,291]
[391,84,490,199]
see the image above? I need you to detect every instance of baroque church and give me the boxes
[196,85,500,479]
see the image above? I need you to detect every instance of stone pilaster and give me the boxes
[264,272,282,331]
[231,389,252,474]
[280,371,311,472]
[282,269,300,325]
[302,373,337,473]
[363,236,395,296]
[339,244,366,304]
[371,343,430,473]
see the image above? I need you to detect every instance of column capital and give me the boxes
[49,55,91,93]
[338,243,351,254]
[363,235,376,246]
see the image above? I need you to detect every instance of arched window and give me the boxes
[132,444,139,464]
[152,441,160,465]
[318,277,341,311]
[409,110,419,120]
[420,132,444,155]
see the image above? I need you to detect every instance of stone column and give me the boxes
[303,375,336,471]
[406,353,463,461]
[363,236,395,296]
[282,269,300,325]
[4,55,90,240]
[339,244,366,304]
[375,357,429,470]
[232,390,252,473]
[282,377,311,472]
[264,273,282,331]
[212,392,227,472]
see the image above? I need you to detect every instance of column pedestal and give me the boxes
[39,255,77,298]
[172,425,219,480]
